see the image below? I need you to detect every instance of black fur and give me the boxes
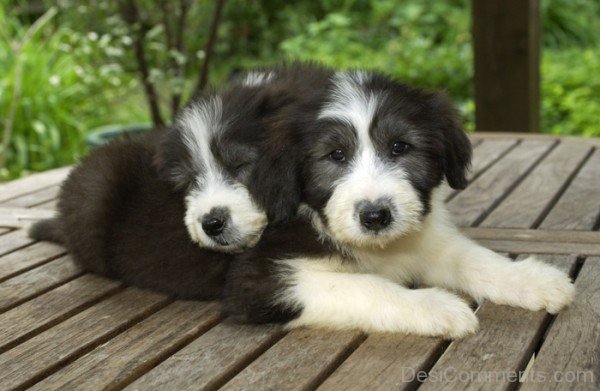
[29,63,333,302]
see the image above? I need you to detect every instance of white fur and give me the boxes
[317,71,423,248]
[184,184,267,253]
[242,71,274,87]
[177,98,268,251]
[276,72,575,337]
[277,256,478,339]
[287,188,575,337]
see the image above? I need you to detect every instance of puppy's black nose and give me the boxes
[202,217,225,236]
[359,208,392,231]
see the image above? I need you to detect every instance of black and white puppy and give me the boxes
[225,71,575,338]
[29,64,333,297]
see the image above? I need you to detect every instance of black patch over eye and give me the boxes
[329,149,346,162]
[391,142,410,156]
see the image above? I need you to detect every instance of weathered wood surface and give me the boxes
[0,135,597,390]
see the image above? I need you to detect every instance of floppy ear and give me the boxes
[246,87,305,223]
[152,126,196,190]
[248,132,302,224]
[431,93,472,190]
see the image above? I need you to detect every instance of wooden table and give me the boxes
[0,133,598,390]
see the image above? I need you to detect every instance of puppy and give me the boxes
[224,70,575,338]
[29,64,333,298]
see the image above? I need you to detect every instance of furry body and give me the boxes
[31,67,575,338]
[223,71,576,338]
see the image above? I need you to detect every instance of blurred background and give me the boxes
[1,0,599,181]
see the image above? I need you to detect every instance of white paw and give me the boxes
[413,288,479,339]
[513,257,575,313]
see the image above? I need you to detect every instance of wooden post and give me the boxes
[472,0,540,132]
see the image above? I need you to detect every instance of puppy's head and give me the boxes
[157,66,325,252]
[301,71,471,249]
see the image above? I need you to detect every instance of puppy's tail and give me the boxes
[29,217,64,244]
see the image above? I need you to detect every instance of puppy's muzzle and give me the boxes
[356,199,393,232]
[201,207,230,237]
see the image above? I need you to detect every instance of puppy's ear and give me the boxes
[152,127,195,190]
[247,120,302,224]
[431,93,472,190]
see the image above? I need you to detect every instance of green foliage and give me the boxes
[1,0,599,180]
[0,4,145,180]
[543,48,600,137]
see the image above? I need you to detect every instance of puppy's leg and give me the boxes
[419,228,575,313]
[277,257,478,338]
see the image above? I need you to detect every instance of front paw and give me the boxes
[514,257,575,313]
[415,288,479,339]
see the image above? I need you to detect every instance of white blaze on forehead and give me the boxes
[242,71,274,87]
[318,71,380,153]
[177,97,225,185]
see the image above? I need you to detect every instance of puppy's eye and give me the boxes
[329,149,346,162]
[391,142,410,156]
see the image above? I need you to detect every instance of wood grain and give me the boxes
[0,287,168,391]
[221,329,364,391]
[31,198,58,211]
[467,139,519,181]
[318,334,446,391]
[0,274,120,353]
[418,255,578,391]
[0,207,56,229]
[463,228,600,245]
[127,322,284,391]
[1,185,61,208]
[0,241,66,282]
[475,240,600,257]
[447,138,519,201]
[481,141,592,228]
[0,167,70,203]
[472,0,540,133]
[31,300,221,391]
[0,255,82,312]
[520,257,600,390]
[447,140,555,227]
[0,229,35,257]
[539,148,600,231]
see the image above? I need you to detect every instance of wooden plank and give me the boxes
[0,207,55,229]
[32,199,58,211]
[540,148,600,230]
[447,140,555,227]
[0,255,82,312]
[221,329,364,391]
[419,255,577,391]
[520,257,600,390]
[466,139,518,181]
[463,227,600,245]
[126,322,284,391]
[472,0,540,132]
[0,241,66,282]
[470,132,600,147]
[0,275,121,353]
[319,334,446,391]
[447,139,519,201]
[481,142,592,228]
[0,229,35,257]
[31,301,221,391]
[1,185,60,208]
[0,287,168,391]
[475,240,600,257]
[0,167,70,203]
